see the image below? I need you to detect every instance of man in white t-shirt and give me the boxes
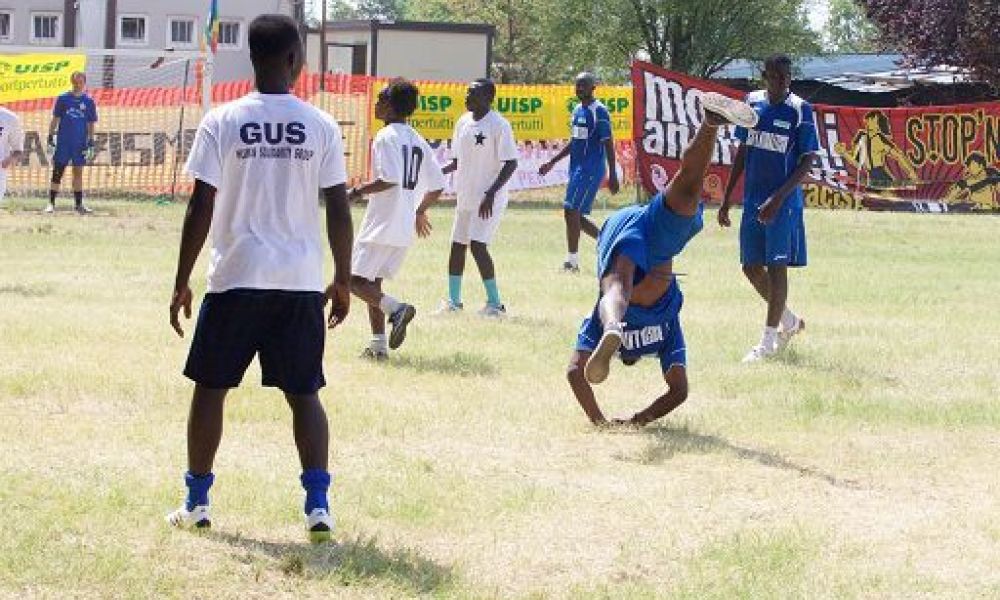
[429,79,518,317]
[0,107,25,204]
[349,79,445,360]
[165,15,353,544]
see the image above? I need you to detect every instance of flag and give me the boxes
[204,0,219,54]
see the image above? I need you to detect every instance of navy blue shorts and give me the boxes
[563,166,604,215]
[184,289,327,394]
[54,144,87,167]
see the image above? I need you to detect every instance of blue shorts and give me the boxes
[184,289,327,394]
[54,144,87,168]
[740,202,807,267]
[575,279,687,373]
[564,166,604,215]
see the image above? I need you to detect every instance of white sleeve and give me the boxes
[319,116,348,189]
[373,132,402,184]
[420,140,446,192]
[9,116,24,153]
[450,117,463,161]
[497,119,519,162]
[184,112,223,189]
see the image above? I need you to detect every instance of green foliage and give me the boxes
[826,0,882,52]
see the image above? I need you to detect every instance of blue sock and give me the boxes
[483,278,501,307]
[184,471,214,511]
[448,275,463,306]
[300,469,331,514]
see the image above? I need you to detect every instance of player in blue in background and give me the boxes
[567,92,758,427]
[46,72,98,214]
[539,72,619,273]
[719,54,819,363]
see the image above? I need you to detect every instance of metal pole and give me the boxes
[319,0,327,91]
[169,59,192,203]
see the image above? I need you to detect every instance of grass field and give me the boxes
[1,197,998,599]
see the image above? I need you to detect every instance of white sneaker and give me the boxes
[477,303,507,318]
[306,508,334,543]
[778,317,805,350]
[701,92,759,128]
[584,328,623,384]
[742,342,778,363]
[432,299,463,315]
[43,204,54,214]
[166,504,211,530]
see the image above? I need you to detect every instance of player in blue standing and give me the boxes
[718,54,819,362]
[539,72,619,272]
[165,15,353,542]
[46,71,98,214]
[567,93,758,427]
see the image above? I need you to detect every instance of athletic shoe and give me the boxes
[306,508,334,544]
[387,303,416,350]
[43,204,54,214]
[75,204,93,215]
[166,504,211,530]
[359,347,388,361]
[432,299,464,315]
[742,342,778,363]
[562,262,580,273]
[778,317,806,350]
[701,92,759,129]
[584,328,623,385]
[477,303,507,318]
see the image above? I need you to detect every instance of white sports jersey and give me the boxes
[184,92,347,293]
[357,122,445,247]
[451,110,519,211]
[0,107,25,171]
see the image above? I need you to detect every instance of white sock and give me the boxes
[566,252,579,267]
[762,326,779,348]
[370,334,388,353]
[780,307,798,331]
[379,294,401,315]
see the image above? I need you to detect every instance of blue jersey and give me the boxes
[734,91,819,208]
[577,277,686,372]
[569,101,612,175]
[596,194,704,282]
[53,92,97,151]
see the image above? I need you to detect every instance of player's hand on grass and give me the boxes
[757,197,780,225]
[325,281,350,329]
[538,161,553,176]
[718,201,732,227]
[416,211,432,238]
[169,285,193,338]
[479,191,495,219]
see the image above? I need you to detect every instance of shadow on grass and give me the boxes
[617,423,863,490]
[776,347,900,386]
[388,351,497,378]
[0,283,52,297]
[207,530,455,593]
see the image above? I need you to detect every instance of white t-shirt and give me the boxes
[357,122,445,247]
[184,92,347,293]
[451,110,519,211]
[0,107,25,172]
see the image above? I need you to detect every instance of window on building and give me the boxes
[168,17,196,48]
[31,13,60,44]
[0,12,11,42]
[119,15,148,45]
[217,21,241,49]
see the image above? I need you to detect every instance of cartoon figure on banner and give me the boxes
[834,110,919,199]
[944,152,1000,210]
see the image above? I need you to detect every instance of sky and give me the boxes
[807,0,831,33]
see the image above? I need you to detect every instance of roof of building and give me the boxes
[309,19,495,36]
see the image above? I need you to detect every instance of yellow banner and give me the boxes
[369,81,632,141]
[0,53,87,103]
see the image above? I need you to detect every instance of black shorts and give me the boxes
[184,289,327,394]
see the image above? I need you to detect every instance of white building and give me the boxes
[0,0,302,83]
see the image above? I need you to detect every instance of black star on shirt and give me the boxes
[474,132,486,145]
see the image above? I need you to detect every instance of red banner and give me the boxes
[631,61,1000,213]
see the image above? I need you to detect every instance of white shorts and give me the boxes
[451,205,506,245]
[351,242,409,281]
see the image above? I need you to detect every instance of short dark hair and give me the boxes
[471,78,496,101]
[248,14,301,63]
[383,78,419,118]
[764,54,792,73]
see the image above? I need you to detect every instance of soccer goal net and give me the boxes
[1,47,204,203]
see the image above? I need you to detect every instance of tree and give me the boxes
[827,0,881,52]
[861,0,1000,86]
